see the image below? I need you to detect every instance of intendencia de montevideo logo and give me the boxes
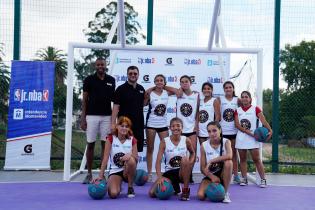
[14,89,49,103]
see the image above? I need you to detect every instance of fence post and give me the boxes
[13,0,21,60]
[272,0,281,173]
[147,0,154,45]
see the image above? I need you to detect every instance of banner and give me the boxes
[4,61,55,170]
[110,50,230,172]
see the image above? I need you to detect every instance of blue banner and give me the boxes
[7,61,55,139]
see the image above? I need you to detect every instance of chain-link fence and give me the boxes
[0,0,315,173]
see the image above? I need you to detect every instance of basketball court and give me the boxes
[1,172,314,210]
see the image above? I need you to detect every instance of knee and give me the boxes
[181,157,190,166]
[197,191,206,200]
[224,160,233,169]
[126,156,137,167]
[108,190,120,199]
[252,157,261,164]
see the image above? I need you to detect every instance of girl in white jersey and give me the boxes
[197,121,233,203]
[95,116,138,198]
[144,74,178,181]
[177,75,199,183]
[218,81,241,183]
[234,91,272,188]
[149,117,195,201]
[198,82,220,144]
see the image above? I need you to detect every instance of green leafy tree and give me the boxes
[0,43,10,122]
[82,1,146,61]
[34,46,81,126]
[35,46,67,87]
[279,41,315,139]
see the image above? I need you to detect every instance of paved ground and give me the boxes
[1,171,314,187]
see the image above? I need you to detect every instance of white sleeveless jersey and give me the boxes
[109,135,133,175]
[164,136,188,171]
[235,106,260,149]
[220,96,238,135]
[176,92,198,133]
[146,90,169,128]
[198,97,216,137]
[202,138,228,162]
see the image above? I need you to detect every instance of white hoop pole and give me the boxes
[105,14,120,45]
[208,0,221,51]
[63,43,75,181]
[117,0,126,48]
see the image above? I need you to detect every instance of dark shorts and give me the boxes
[163,169,182,194]
[146,126,169,133]
[182,132,196,138]
[223,134,237,140]
[202,169,223,183]
[109,170,128,183]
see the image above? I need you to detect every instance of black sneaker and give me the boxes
[127,187,135,198]
[180,187,190,201]
[82,174,92,184]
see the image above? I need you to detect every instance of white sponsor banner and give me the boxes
[4,133,52,170]
[110,50,230,172]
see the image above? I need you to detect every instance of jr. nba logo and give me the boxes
[14,89,21,101]
[43,90,49,101]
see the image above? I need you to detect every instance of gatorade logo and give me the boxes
[24,144,32,153]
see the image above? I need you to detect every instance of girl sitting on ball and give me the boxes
[95,116,138,198]
[197,121,233,203]
[149,117,195,201]
[234,91,272,187]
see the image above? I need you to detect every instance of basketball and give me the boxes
[205,183,225,202]
[134,169,149,186]
[155,179,174,200]
[88,180,107,200]
[254,127,269,142]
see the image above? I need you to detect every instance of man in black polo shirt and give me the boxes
[81,58,115,184]
[111,66,145,152]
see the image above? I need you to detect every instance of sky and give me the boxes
[1,0,315,90]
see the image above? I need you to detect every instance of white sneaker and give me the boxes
[239,177,248,186]
[260,179,267,188]
[222,192,231,203]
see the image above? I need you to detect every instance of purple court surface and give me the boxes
[1,182,314,210]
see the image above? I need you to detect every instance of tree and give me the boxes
[0,43,10,122]
[83,1,146,61]
[280,41,315,92]
[35,46,67,87]
[279,41,315,139]
[34,46,81,126]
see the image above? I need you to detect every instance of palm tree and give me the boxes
[35,46,67,87]
[0,43,10,122]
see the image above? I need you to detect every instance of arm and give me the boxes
[207,140,232,165]
[164,85,180,96]
[186,137,196,164]
[121,138,139,162]
[200,143,220,183]
[80,92,88,131]
[97,138,112,180]
[257,112,273,140]
[234,112,254,137]
[214,98,221,122]
[194,94,200,132]
[155,139,166,178]
[143,88,153,106]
